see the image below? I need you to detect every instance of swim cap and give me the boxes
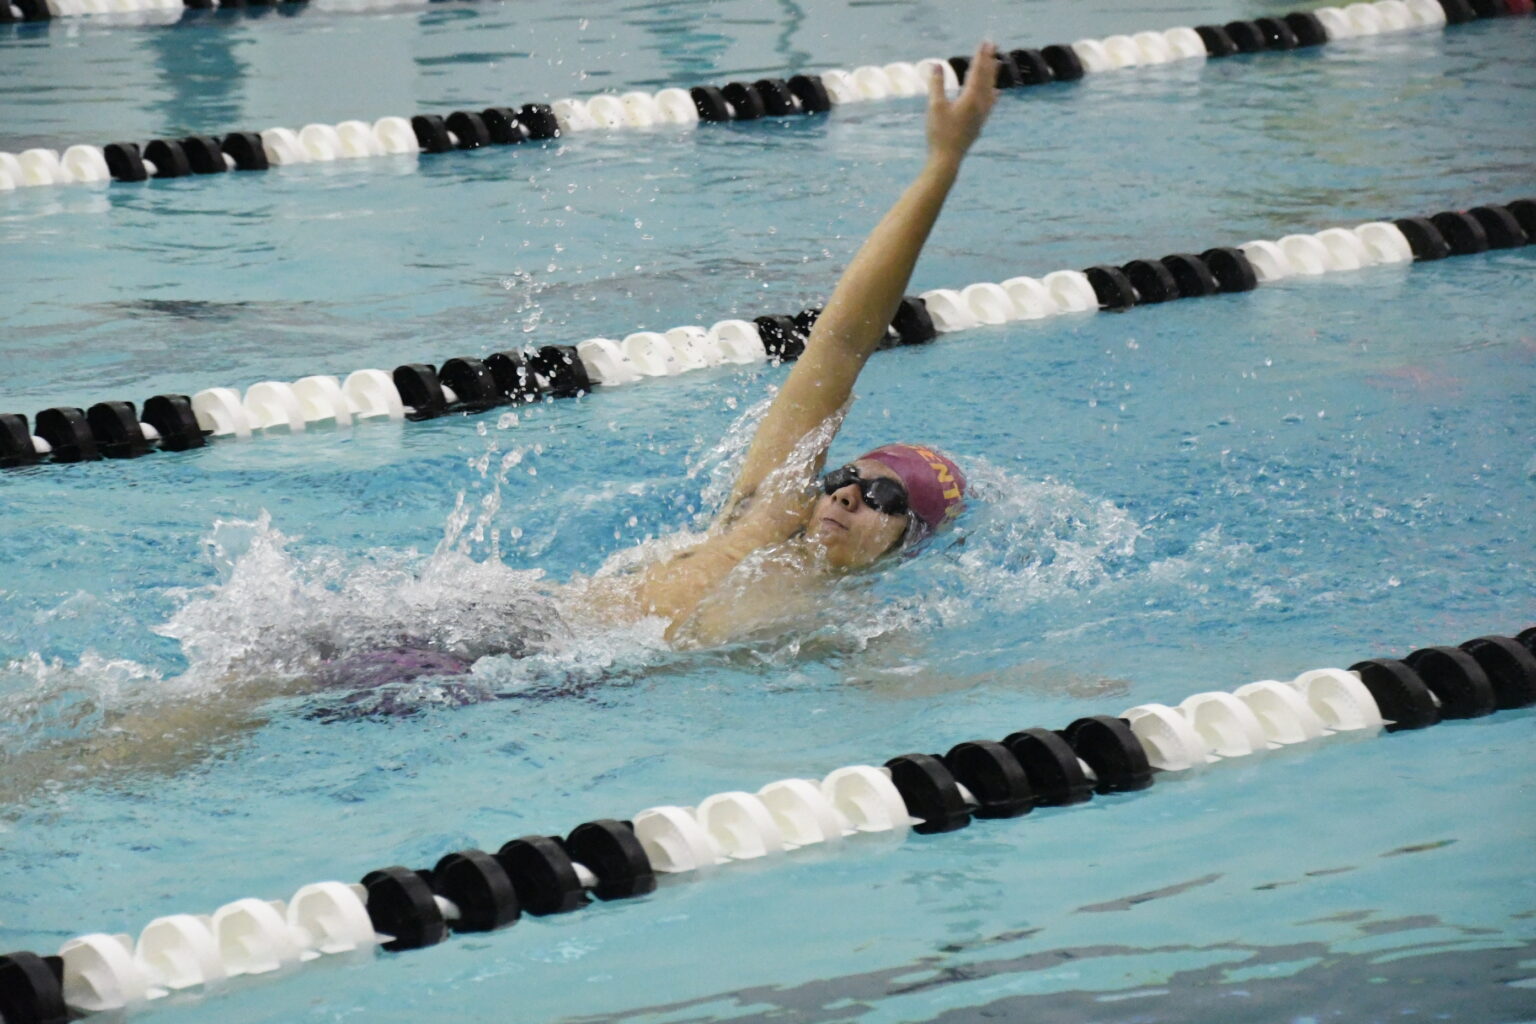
[857,444,966,535]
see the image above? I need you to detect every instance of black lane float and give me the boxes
[2,625,1531,1023]
[4,196,1529,473]
[10,0,1529,194]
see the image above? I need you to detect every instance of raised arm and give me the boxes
[722,41,1000,517]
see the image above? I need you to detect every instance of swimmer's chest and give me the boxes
[676,553,824,647]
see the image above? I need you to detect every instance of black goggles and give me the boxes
[819,465,910,518]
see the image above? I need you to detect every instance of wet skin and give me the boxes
[804,459,912,569]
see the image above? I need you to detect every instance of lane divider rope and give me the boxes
[2,0,1529,193]
[3,196,1531,471]
[1,624,1531,1022]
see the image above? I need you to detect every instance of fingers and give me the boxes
[964,39,1000,107]
[928,60,947,109]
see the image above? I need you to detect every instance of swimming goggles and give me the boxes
[819,465,910,517]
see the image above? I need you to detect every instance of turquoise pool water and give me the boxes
[2,1,1534,1021]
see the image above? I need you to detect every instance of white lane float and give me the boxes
[575,337,642,385]
[1132,30,1176,64]
[334,121,382,158]
[1313,6,1358,39]
[851,65,894,100]
[620,331,681,376]
[1178,691,1272,757]
[880,61,927,96]
[61,144,112,183]
[1233,680,1330,745]
[1120,702,1210,771]
[1314,227,1374,270]
[341,369,405,421]
[0,154,25,188]
[818,69,861,104]
[285,881,380,956]
[210,898,306,977]
[1001,275,1060,320]
[820,765,918,832]
[1163,26,1209,59]
[259,128,309,165]
[1405,0,1448,25]
[372,117,420,155]
[620,91,661,127]
[632,805,723,873]
[191,387,254,439]
[19,148,65,186]
[59,933,149,1013]
[919,288,982,332]
[1069,38,1115,73]
[297,123,344,162]
[914,58,961,92]
[1344,1,1388,35]
[1372,0,1417,31]
[243,382,307,433]
[1100,34,1143,69]
[1041,270,1099,313]
[653,88,700,124]
[1277,233,1331,275]
[1353,221,1414,263]
[1291,668,1386,732]
[663,325,720,368]
[552,98,597,133]
[584,95,627,130]
[695,791,787,859]
[292,375,354,426]
[959,282,1016,325]
[134,914,226,993]
[757,778,850,847]
[1239,240,1295,282]
[706,319,766,363]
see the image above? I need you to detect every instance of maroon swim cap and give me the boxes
[857,444,966,534]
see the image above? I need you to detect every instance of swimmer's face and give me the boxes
[806,459,912,569]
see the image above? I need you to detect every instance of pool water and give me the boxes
[2,1,1534,1021]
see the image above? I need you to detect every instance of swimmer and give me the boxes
[0,46,1000,800]
[572,41,1000,646]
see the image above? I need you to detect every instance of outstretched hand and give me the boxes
[927,40,1000,162]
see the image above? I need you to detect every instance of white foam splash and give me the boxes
[157,511,571,692]
[0,650,165,755]
[0,425,1239,765]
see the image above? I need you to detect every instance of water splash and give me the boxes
[158,511,571,692]
[0,651,164,753]
[685,388,775,524]
[0,429,1241,778]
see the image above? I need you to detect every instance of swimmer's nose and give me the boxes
[832,483,862,510]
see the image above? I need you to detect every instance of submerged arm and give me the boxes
[722,41,1000,518]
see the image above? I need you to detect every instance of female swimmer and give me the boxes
[0,46,1001,798]
[572,41,1000,646]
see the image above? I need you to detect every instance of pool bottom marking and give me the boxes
[1,628,1532,1022]
[3,197,1531,473]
